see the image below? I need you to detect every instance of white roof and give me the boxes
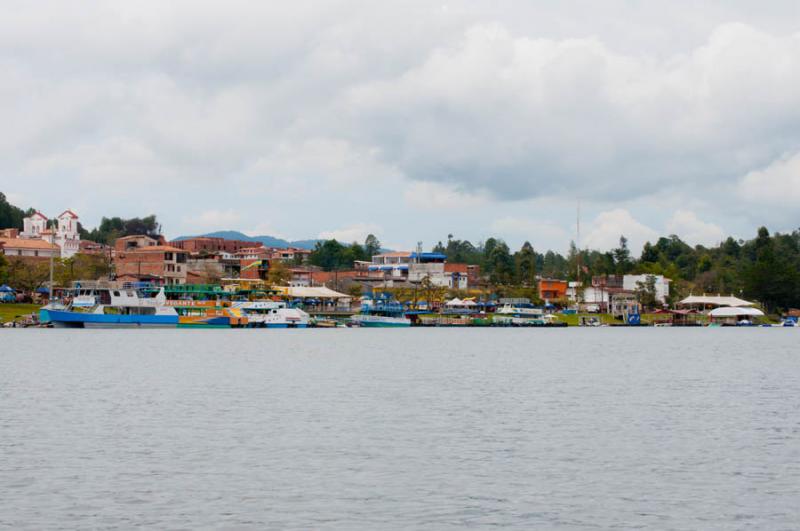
[446,298,463,306]
[679,295,755,307]
[285,286,350,299]
[708,306,764,317]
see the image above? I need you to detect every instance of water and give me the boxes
[1,328,799,530]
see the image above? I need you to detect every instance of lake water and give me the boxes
[1,328,799,530]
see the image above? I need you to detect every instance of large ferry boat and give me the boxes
[40,282,178,328]
[350,294,411,327]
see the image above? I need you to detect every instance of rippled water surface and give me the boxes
[2,328,799,529]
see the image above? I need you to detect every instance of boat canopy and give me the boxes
[678,295,755,307]
[708,306,764,317]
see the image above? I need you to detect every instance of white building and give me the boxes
[20,209,81,258]
[622,274,670,304]
[54,210,81,258]
[20,211,48,238]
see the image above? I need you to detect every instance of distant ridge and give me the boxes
[173,230,322,250]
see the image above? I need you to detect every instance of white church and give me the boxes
[20,209,81,258]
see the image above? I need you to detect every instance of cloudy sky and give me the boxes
[2,1,799,253]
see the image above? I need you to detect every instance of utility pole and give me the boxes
[576,200,581,281]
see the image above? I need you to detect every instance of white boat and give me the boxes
[232,301,310,328]
[496,303,545,318]
[40,285,178,328]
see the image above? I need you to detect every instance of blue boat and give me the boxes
[350,293,411,327]
[40,283,179,328]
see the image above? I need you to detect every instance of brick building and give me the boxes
[169,237,262,254]
[114,243,188,285]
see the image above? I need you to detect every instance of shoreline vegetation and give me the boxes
[2,193,800,319]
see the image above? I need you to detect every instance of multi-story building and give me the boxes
[113,237,188,285]
[169,237,262,254]
[539,279,569,301]
[18,209,80,258]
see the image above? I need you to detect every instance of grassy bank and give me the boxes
[0,303,40,324]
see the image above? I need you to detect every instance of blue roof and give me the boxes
[410,252,447,260]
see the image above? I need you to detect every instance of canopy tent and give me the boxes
[277,286,351,300]
[445,298,464,307]
[0,284,14,292]
[679,295,754,307]
[708,306,764,318]
[461,299,477,307]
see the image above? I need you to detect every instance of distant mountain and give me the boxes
[173,230,322,250]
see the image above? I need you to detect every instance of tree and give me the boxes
[515,241,537,286]
[635,274,658,309]
[0,192,29,230]
[364,234,381,258]
[613,235,633,274]
[487,241,513,285]
[5,258,50,296]
[267,260,293,286]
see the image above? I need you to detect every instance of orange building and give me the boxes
[538,278,568,301]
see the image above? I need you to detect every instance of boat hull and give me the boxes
[351,315,411,327]
[40,309,178,329]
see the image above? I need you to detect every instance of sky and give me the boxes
[1,0,800,253]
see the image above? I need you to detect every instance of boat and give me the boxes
[40,283,178,328]
[350,294,411,327]
[231,301,310,328]
[494,303,563,326]
[170,300,246,328]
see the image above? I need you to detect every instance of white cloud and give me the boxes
[403,181,488,209]
[3,2,800,246]
[490,216,569,247]
[318,223,382,243]
[583,209,658,253]
[665,210,725,246]
[738,152,800,205]
[181,209,241,233]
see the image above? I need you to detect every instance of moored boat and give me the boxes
[232,301,310,328]
[40,283,178,328]
[350,293,411,327]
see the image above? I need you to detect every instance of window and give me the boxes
[165,252,173,261]
[34,251,39,257]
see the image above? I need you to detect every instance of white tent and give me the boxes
[461,299,477,307]
[708,306,764,317]
[679,295,755,307]
[283,286,351,299]
[446,298,463,307]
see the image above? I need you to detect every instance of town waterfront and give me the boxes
[2,328,799,529]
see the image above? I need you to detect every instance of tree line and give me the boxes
[309,229,800,312]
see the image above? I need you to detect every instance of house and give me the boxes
[113,243,188,285]
[269,247,311,264]
[114,234,162,253]
[0,237,60,259]
[539,279,568,301]
[622,274,670,304]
